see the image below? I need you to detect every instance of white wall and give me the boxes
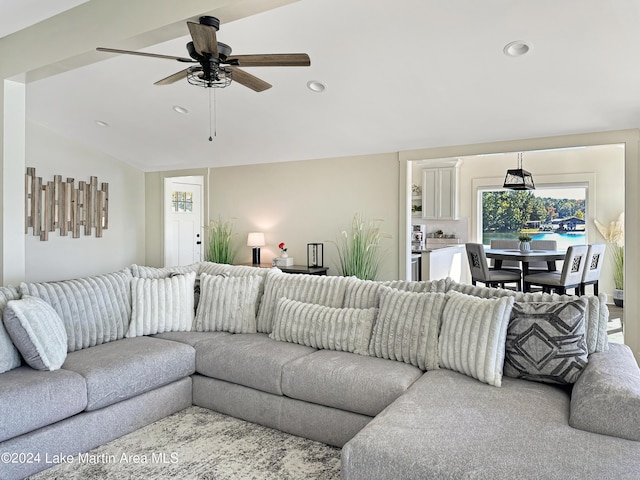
[206,152,400,280]
[24,121,145,282]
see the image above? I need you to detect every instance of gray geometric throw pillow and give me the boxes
[504,298,588,384]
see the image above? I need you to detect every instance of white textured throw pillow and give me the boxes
[126,272,196,337]
[439,290,514,387]
[270,297,376,356]
[194,273,263,333]
[3,296,68,371]
[369,286,446,371]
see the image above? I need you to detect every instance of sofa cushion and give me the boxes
[439,291,514,387]
[270,298,376,356]
[570,343,640,441]
[126,272,195,337]
[448,280,607,354]
[342,369,640,480]
[4,296,68,371]
[0,286,22,373]
[19,269,132,352]
[62,337,195,411]
[282,349,422,416]
[0,366,87,442]
[505,298,588,384]
[194,273,263,333]
[257,271,350,333]
[368,286,446,370]
[195,333,315,395]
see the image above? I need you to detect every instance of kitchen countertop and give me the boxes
[412,244,465,254]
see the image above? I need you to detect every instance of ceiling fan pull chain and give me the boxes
[208,87,215,141]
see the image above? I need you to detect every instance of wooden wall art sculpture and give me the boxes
[25,167,109,241]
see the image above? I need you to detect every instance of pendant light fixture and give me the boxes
[503,152,535,190]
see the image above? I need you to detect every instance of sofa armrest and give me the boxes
[570,343,640,441]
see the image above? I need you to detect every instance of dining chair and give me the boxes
[580,243,606,295]
[523,245,589,295]
[465,243,522,291]
[529,240,558,272]
[489,239,520,270]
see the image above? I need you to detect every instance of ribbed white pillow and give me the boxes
[257,272,350,333]
[126,272,196,337]
[3,296,68,371]
[270,297,376,356]
[194,273,263,333]
[438,290,514,387]
[368,286,446,371]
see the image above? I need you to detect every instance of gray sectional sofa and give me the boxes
[0,262,639,479]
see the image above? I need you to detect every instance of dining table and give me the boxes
[484,248,566,278]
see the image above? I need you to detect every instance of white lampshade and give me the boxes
[247,232,265,247]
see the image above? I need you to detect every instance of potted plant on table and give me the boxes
[518,234,532,252]
[594,213,624,307]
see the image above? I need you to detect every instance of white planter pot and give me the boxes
[519,241,531,253]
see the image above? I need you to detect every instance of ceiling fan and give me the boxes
[97,16,310,92]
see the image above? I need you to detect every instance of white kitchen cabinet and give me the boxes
[421,166,458,220]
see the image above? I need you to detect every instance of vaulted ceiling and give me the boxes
[4,0,640,171]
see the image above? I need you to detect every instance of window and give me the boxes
[170,191,193,213]
[480,186,587,250]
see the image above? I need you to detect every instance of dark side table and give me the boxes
[240,263,329,276]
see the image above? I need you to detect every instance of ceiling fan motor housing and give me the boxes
[199,16,220,30]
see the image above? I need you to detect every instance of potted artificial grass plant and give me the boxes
[330,213,390,280]
[206,217,237,264]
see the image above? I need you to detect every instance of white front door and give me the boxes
[164,176,203,267]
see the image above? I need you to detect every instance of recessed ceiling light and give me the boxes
[95,120,109,127]
[503,41,533,57]
[172,105,189,114]
[307,80,326,93]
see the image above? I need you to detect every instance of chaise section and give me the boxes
[195,333,315,395]
[281,350,423,416]
[62,336,195,411]
[342,369,640,479]
[0,366,87,442]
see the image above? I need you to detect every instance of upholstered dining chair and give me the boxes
[489,239,520,270]
[529,239,558,272]
[465,243,522,291]
[580,243,606,295]
[523,245,589,295]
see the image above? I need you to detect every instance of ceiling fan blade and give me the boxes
[187,21,219,57]
[96,47,194,63]
[154,68,190,86]
[226,53,310,67]
[229,67,271,92]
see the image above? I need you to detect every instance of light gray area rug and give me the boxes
[29,407,341,480]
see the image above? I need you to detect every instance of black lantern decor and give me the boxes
[307,243,324,268]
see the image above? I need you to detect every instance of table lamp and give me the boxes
[247,232,265,265]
